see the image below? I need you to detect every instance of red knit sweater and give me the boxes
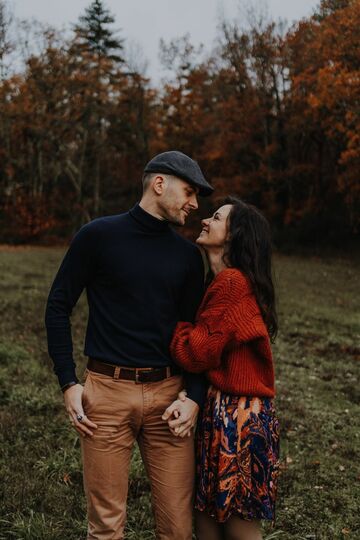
[171,268,275,397]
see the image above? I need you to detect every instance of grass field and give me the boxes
[0,246,359,540]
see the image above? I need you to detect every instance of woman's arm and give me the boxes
[171,272,239,372]
[170,317,234,373]
[171,270,268,373]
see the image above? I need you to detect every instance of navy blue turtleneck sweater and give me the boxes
[45,203,206,405]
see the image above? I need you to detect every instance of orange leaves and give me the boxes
[62,473,72,486]
[0,0,359,241]
[1,192,60,242]
[307,93,321,110]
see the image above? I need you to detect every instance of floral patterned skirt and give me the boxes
[195,386,280,523]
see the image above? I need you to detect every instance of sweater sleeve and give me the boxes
[170,272,236,373]
[44,223,96,388]
[171,271,266,373]
[171,318,234,373]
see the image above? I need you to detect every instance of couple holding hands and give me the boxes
[45,151,279,540]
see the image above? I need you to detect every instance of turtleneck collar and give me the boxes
[129,203,170,234]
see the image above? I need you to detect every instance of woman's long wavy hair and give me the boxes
[223,197,278,342]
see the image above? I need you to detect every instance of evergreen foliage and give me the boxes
[74,0,124,62]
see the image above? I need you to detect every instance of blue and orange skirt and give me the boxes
[195,386,280,523]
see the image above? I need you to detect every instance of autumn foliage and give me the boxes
[0,0,358,244]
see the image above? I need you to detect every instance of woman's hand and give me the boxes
[162,396,199,438]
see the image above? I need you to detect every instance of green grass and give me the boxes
[0,247,359,539]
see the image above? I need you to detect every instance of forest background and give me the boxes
[0,0,359,247]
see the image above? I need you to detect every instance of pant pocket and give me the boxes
[82,370,94,414]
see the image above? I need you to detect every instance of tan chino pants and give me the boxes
[81,369,195,540]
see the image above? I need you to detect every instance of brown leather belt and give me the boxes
[87,357,181,383]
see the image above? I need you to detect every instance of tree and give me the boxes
[314,0,352,20]
[73,0,124,62]
[0,0,13,79]
[286,0,360,233]
[72,0,124,216]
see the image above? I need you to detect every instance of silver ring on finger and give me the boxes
[76,414,84,422]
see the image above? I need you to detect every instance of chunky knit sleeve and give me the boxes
[171,319,232,372]
[171,269,265,373]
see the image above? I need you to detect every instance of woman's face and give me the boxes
[196,204,233,248]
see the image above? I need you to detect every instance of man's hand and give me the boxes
[178,390,187,402]
[162,397,199,438]
[63,384,97,437]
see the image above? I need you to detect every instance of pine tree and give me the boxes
[74,0,123,63]
[71,0,125,216]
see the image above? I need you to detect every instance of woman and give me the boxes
[171,197,280,540]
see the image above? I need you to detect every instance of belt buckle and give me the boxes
[135,368,155,384]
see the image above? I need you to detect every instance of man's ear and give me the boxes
[153,175,167,195]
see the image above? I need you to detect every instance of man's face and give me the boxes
[158,176,199,226]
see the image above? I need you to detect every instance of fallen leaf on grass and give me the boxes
[63,473,72,485]
[341,528,350,535]
[339,465,345,472]
[286,456,293,464]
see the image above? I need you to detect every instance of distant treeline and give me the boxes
[0,0,358,245]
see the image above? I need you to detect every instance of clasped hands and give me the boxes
[64,385,199,439]
[162,390,199,438]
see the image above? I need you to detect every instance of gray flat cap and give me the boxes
[144,150,214,197]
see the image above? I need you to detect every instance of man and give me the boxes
[45,150,213,540]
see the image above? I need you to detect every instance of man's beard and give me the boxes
[162,207,186,227]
